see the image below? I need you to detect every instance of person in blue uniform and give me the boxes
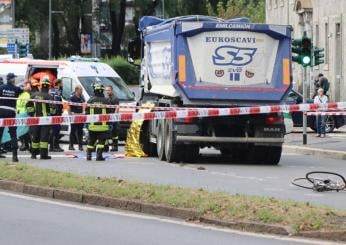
[0,73,23,162]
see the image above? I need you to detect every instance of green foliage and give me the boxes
[102,56,140,85]
[206,0,265,23]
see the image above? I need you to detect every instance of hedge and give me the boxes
[102,56,140,85]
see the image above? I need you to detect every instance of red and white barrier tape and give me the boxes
[0,96,190,111]
[1,101,346,127]
[307,111,346,116]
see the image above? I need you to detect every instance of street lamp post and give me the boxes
[48,0,63,59]
[48,0,52,59]
[162,0,165,19]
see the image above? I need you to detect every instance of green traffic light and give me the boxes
[302,56,311,65]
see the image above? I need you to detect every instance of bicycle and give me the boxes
[292,171,346,192]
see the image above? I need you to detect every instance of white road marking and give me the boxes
[0,191,338,245]
[304,193,325,197]
[264,188,285,192]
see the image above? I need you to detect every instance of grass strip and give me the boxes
[0,161,345,232]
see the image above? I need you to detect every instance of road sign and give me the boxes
[6,28,29,44]
[0,28,29,46]
[0,37,7,48]
[6,42,16,55]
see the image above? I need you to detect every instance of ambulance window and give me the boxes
[62,77,73,99]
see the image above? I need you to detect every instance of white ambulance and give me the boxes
[0,57,137,141]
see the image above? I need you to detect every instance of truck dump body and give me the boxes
[140,16,292,105]
[136,16,291,165]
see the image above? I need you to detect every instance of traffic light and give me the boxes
[313,47,324,66]
[18,43,28,58]
[292,38,302,65]
[301,36,312,67]
[291,32,312,67]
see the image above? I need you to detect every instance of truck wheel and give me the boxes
[325,116,335,133]
[183,145,200,163]
[267,146,282,165]
[140,121,157,157]
[164,119,181,163]
[251,146,282,165]
[156,120,166,161]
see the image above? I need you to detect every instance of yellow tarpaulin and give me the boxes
[125,103,154,157]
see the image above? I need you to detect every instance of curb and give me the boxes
[1,179,345,242]
[283,145,346,160]
[296,231,346,242]
[0,179,289,235]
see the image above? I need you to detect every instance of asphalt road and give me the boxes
[0,191,332,245]
[6,144,346,210]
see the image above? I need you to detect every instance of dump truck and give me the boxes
[128,16,292,165]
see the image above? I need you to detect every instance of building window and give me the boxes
[273,0,278,8]
[279,0,284,7]
[325,22,329,64]
[336,23,341,35]
[315,24,319,47]
[267,0,272,10]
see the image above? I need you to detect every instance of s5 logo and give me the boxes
[212,45,257,66]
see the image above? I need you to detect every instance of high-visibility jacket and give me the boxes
[86,96,111,132]
[26,91,54,117]
[16,91,30,114]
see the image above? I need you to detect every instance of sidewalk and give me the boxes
[283,126,346,160]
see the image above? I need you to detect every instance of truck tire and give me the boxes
[182,145,200,163]
[164,119,182,163]
[325,116,336,133]
[251,145,282,165]
[156,120,166,161]
[140,121,157,157]
[267,146,282,165]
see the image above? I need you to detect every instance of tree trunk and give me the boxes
[52,15,60,58]
[110,0,126,56]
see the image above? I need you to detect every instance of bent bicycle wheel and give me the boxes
[305,171,346,192]
[291,178,316,190]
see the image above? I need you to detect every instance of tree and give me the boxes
[109,0,126,56]
[206,0,265,23]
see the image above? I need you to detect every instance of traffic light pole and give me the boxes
[303,67,307,145]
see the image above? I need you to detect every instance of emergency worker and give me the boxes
[16,81,32,151]
[86,83,111,161]
[26,77,54,159]
[49,79,63,152]
[105,85,119,152]
[69,85,85,151]
[0,73,23,162]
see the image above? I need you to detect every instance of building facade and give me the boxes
[266,0,346,102]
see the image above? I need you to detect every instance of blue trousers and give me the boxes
[316,115,326,135]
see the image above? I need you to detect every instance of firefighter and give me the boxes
[26,77,54,160]
[49,79,64,152]
[86,83,111,161]
[0,73,23,162]
[105,85,119,152]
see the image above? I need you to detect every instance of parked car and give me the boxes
[285,89,345,133]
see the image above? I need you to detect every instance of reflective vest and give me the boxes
[16,91,30,114]
[88,106,109,132]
